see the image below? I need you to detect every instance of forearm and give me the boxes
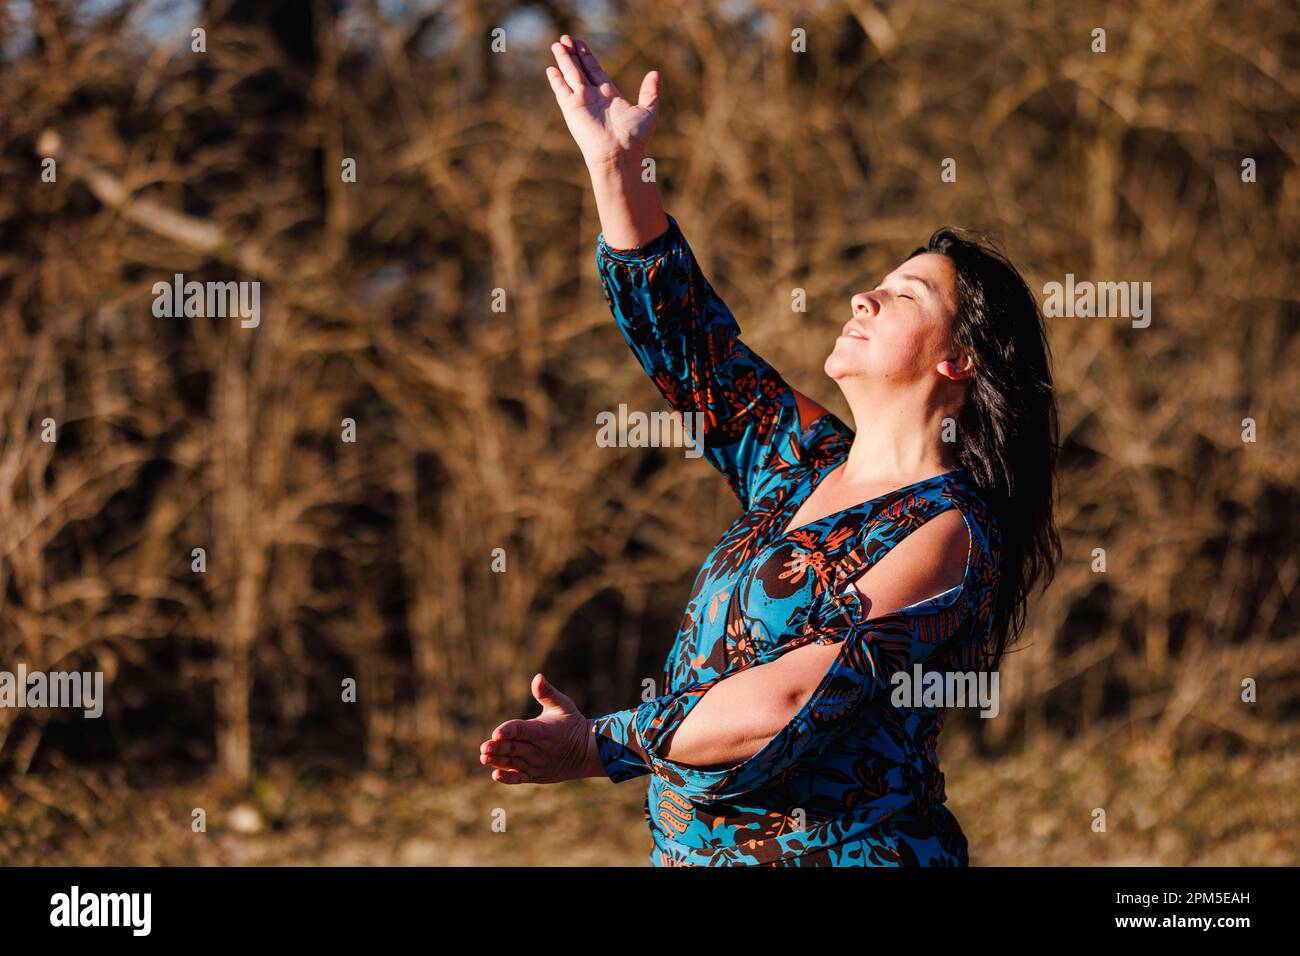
[655,645,833,768]
[586,151,669,250]
[590,637,859,797]
[656,682,782,768]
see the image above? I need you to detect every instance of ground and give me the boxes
[2,733,1295,865]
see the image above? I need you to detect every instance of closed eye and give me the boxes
[874,286,918,303]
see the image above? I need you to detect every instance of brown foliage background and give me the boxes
[0,0,1297,861]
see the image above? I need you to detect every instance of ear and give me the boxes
[937,352,975,382]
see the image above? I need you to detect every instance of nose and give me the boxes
[851,292,878,317]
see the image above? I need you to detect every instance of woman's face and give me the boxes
[824,252,967,387]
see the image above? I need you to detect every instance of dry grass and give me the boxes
[2,732,1296,864]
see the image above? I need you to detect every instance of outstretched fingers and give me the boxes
[481,735,540,760]
[481,749,540,774]
[551,36,589,94]
[491,767,531,784]
[545,64,572,99]
[573,37,615,91]
[637,69,661,113]
[481,733,543,773]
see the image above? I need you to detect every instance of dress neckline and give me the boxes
[778,460,965,540]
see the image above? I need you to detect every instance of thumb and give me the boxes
[637,70,660,113]
[532,673,577,714]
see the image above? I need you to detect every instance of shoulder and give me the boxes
[938,476,1002,624]
[847,508,970,620]
[791,391,853,468]
[792,389,831,434]
[941,475,1001,568]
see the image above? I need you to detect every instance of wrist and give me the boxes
[583,718,606,778]
[585,148,646,178]
[587,707,653,782]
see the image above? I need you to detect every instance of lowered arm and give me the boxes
[591,507,973,798]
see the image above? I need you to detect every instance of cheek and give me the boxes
[825,330,941,382]
[880,324,946,368]
[862,332,921,375]
[823,325,944,379]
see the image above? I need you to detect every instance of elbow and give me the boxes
[756,692,804,743]
[725,695,798,755]
[743,677,818,746]
[779,678,819,727]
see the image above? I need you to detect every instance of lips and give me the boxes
[841,320,869,340]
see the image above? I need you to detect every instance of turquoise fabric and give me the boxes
[590,215,1002,866]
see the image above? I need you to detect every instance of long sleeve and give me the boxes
[589,705,650,783]
[590,565,979,803]
[595,214,807,510]
[589,670,732,784]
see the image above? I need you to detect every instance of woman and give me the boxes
[479,35,1060,866]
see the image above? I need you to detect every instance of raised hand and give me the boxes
[479,673,605,784]
[546,34,660,169]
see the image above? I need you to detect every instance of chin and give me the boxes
[823,360,852,383]
[823,348,859,382]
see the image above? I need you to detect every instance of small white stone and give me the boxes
[228,804,263,834]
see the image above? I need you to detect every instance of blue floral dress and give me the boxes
[589,214,1002,866]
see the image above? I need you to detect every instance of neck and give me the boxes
[837,379,962,484]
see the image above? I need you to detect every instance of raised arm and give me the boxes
[590,506,988,803]
[548,35,832,508]
[546,34,667,249]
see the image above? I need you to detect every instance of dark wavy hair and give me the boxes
[908,228,1061,672]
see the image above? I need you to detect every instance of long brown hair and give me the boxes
[910,228,1061,670]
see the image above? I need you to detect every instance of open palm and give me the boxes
[546,35,660,167]
[479,673,601,784]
